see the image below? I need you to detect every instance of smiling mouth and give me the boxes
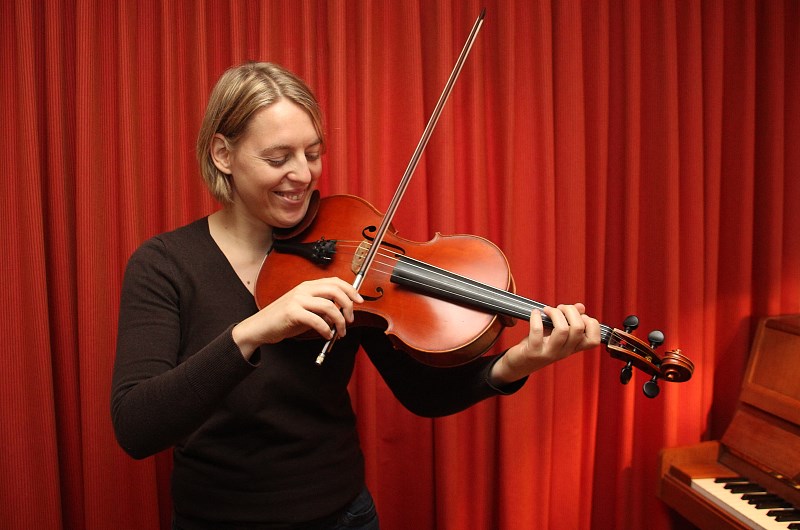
[274,191,305,201]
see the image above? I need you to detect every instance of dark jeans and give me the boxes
[329,486,380,530]
[172,486,379,530]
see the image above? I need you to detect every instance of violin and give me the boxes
[255,9,693,398]
[255,192,694,398]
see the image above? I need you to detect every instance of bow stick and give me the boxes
[316,9,487,364]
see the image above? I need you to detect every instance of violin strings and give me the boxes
[324,241,654,361]
[335,240,603,324]
[330,240,620,347]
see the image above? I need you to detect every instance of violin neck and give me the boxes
[390,256,614,344]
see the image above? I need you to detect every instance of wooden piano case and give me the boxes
[658,315,800,529]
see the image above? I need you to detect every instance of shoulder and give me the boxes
[145,217,211,251]
[123,217,213,285]
[129,218,211,262]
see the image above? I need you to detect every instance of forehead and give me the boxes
[241,99,319,148]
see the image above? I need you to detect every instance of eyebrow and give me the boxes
[258,139,322,156]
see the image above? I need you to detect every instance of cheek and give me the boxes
[231,167,281,197]
[310,163,323,183]
[247,163,283,185]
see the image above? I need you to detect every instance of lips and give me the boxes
[274,190,305,201]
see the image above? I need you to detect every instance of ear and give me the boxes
[210,133,233,175]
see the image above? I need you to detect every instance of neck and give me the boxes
[209,207,273,258]
[208,208,273,295]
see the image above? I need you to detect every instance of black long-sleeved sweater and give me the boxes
[111,217,523,527]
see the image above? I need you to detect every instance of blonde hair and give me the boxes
[196,62,325,205]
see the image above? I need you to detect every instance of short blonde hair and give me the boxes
[196,62,325,205]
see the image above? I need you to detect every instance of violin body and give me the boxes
[256,194,694,395]
[254,11,693,393]
[256,194,516,367]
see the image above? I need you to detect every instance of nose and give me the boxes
[287,153,313,183]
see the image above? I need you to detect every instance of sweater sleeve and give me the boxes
[111,239,257,459]
[360,329,527,417]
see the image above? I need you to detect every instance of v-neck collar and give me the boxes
[200,216,263,302]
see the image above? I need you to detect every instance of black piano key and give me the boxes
[726,483,767,494]
[743,493,780,502]
[787,524,800,529]
[768,509,800,522]
[742,493,783,504]
[755,500,793,509]
[714,477,748,483]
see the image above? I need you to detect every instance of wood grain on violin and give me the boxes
[256,194,694,397]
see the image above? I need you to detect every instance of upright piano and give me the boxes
[658,314,800,529]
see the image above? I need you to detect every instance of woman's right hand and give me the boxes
[232,277,363,360]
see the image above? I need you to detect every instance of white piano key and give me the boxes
[691,478,793,529]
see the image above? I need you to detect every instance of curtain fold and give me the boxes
[2,1,798,529]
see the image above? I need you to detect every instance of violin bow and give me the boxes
[317,9,487,364]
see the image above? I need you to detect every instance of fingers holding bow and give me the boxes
[232,277,364,360]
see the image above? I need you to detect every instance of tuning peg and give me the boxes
[620,362,633,384]
[648,330,665,348]
[642,375,660,398]
[623,315,640,333]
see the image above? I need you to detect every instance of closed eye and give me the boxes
[261,156,288,167]
[269,158,287,167]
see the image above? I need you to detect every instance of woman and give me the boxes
[111,62,600,530]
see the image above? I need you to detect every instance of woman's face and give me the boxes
[220,99,322,229]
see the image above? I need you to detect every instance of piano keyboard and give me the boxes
[691,477,800,529]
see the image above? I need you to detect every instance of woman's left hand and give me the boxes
[489,303,601,386]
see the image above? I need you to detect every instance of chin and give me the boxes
[265,191,315,229]
[272,208,309,230]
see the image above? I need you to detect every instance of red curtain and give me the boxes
[2,1,798,529]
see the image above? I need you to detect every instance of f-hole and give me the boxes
[362,226,406,255]
[359,226,405,302]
